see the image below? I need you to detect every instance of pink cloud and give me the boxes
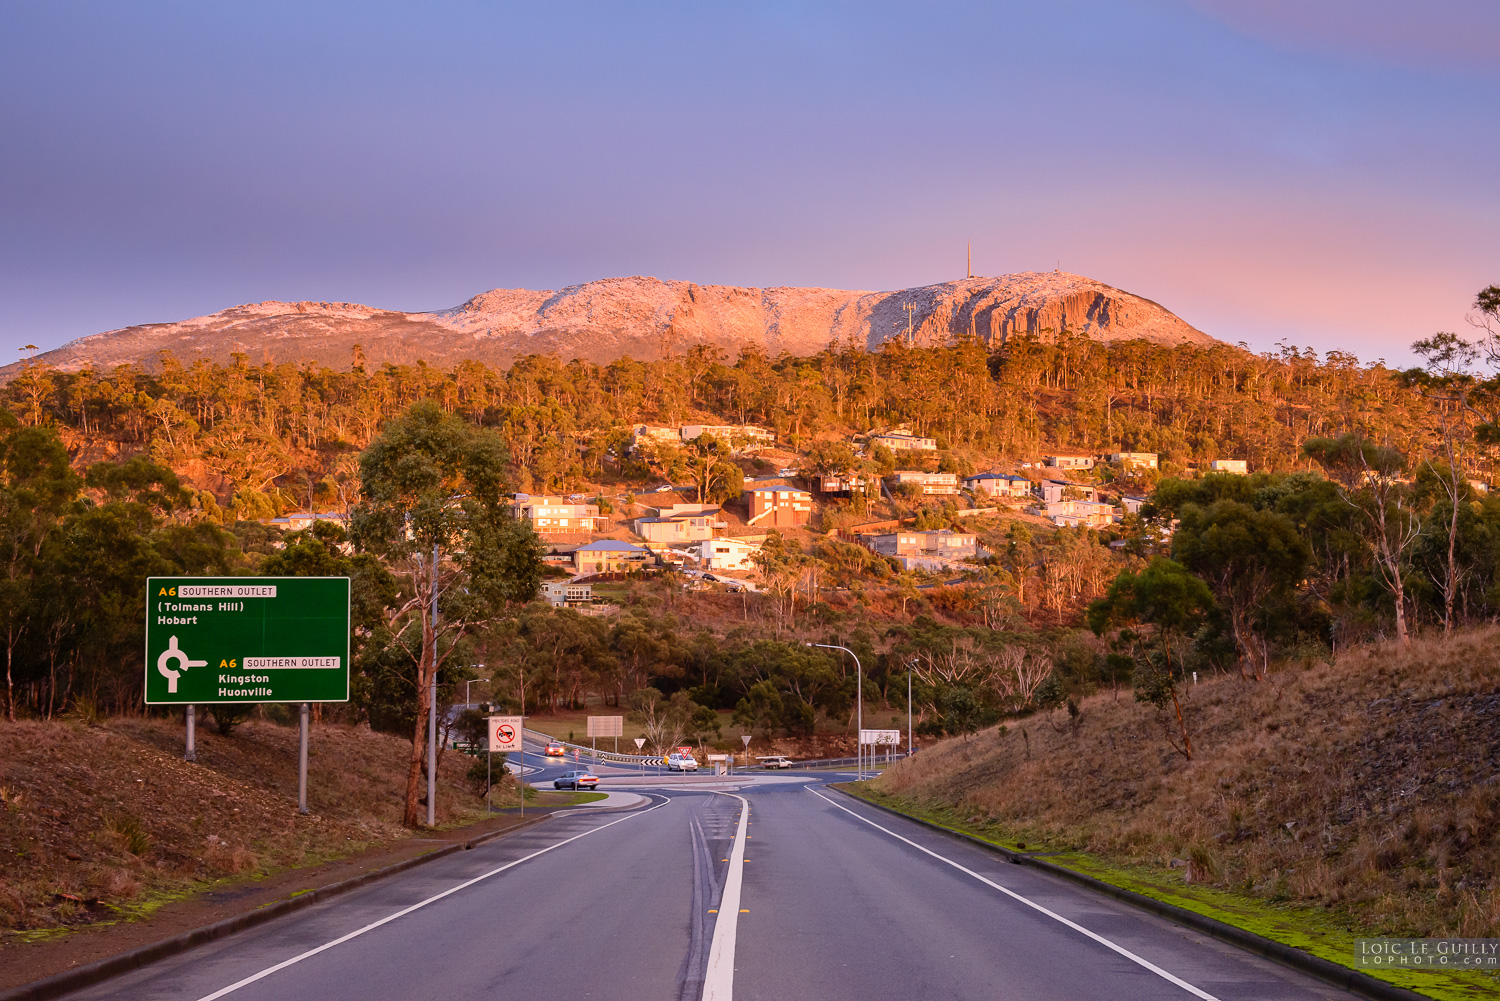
[1184,0,1500,74]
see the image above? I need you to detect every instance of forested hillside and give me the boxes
[0,333,1461,514]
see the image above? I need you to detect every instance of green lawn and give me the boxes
[532,790,608,807]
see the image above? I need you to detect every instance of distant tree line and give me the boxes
[4,322,1481,517]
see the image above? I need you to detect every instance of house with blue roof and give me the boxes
[963,471,1031,500]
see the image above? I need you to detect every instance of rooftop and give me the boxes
[575,540,651,553]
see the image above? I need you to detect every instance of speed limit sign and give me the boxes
[488,716,523,752]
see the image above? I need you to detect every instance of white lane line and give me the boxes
[193,799,669,1001]
[808,789,1220,1001]
[701,792,750,1001]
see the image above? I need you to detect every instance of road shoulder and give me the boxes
[0,812,550,1000]
[832,784,1482,1001]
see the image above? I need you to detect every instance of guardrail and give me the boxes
[517,730,912,770]
[783,752,910,770]
[522,727,663,764]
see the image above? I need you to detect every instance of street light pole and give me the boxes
[808,642,861,779]
[465,674,490,708]
[907,658,914,760]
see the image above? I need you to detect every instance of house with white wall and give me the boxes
[700,536,764,571]
[964,471,1031,499]
[889,470,960,495]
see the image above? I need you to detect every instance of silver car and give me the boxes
[553,769,599,790]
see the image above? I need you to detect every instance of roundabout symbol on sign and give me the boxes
[156,636,207,694]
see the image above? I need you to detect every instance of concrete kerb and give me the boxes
[830,786,1429,1001]
[0,814,553,1001]
[566,791,648,811]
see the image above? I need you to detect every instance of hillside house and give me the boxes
[680,424,776,446]
[1108,452,1159,470]
[1044,455,1095,470]
[1121,495,1148,515]
[512,495,607,534]
[964,471,1031,499]
[816,474,872,495]
[268,511,347,531]
[540,581,593,608]
[573,540,653,574]
[700,536,763,571]
[1039,500,1118,528]
[629,425,683,455]
[542,545,580,568]
[745,485,813,527]
[834,519,900,541]
[1209,459,1249,474]
[889,470,959,495]
[863,529,981,569]
[633,504,725,544]
[1035,479,1099,504]
[869,432,937,451]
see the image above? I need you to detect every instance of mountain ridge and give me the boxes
[11,271,1215,375]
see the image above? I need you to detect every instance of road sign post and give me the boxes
[740,733,752,769]
[488,715,523,815]
[146,577,350,810]
[297,703,310,814]
[145,577,351,704]
[587,715,623,754]
[633,736,646,774]
[859,729,901,777]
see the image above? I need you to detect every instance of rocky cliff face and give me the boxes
[15,272,1213,375]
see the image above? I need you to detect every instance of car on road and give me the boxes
[666,752,699,772]
[544,741,566,757]
[553,769,599,790]
[758,755,795,769]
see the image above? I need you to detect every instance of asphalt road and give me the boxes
[56,778,1367,1001]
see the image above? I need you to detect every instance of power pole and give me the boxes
[967,243,972,279]
[427,540,439,828]
[903,302,916,344]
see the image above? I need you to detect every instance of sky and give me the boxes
[2,1,1497,366]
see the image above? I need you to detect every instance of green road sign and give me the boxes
[145,577,350,704]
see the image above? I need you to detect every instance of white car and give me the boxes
[758,755,794,769]
[666,752,699,772]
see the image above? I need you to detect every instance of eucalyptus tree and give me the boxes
[353,401,543,827]
[1087,558,1214,760]
[1172,500,1309,680]
[1302,435,1420,645]
[0,423,81,719]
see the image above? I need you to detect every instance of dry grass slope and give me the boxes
[875,627,1500,938]
[0,718,494,935]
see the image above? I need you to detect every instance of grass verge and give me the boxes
[843,784,1500,1001]
[534,791,608,807]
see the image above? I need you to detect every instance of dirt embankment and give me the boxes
[0,717,497,937]
[875,627,1500,938]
